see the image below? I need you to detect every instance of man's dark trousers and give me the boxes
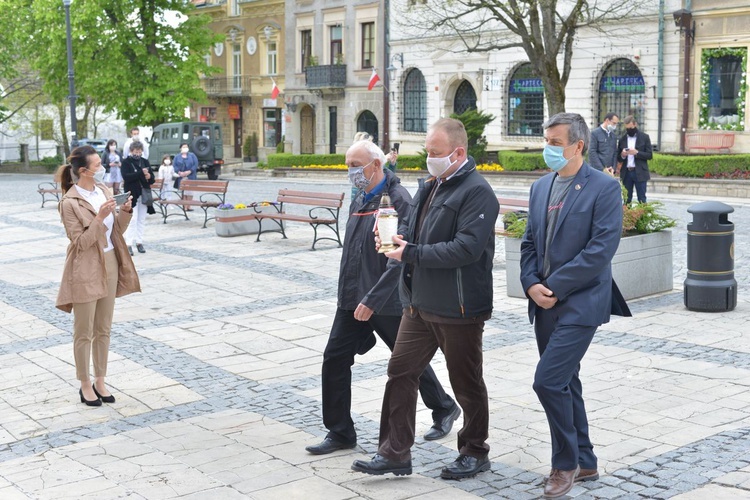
[322,308,455,444]
[533,308,598,471]
[377,311,489,462]
[622,169,647,203]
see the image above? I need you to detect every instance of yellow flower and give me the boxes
[235,203,247,209]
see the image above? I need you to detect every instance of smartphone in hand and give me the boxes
[113,192,131,206]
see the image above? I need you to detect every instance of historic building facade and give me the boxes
[191,0,286,161]
[282,0,386,155]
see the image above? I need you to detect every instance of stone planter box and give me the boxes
[215,207,283,237]
[504,230,673,300]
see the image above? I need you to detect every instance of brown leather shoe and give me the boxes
[576,468,599,482]
[543,465,579,499]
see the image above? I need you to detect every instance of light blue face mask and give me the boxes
[542,143,575,172]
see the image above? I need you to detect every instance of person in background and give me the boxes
[123,127,149,159]
[121,141,155,255]
[157,154,178,199]
[101,140,124,195]
[588,113,619,173]
[305,139,459,456]
[173,142,198,212]
[54,145,140,406]
[617,115,653,204]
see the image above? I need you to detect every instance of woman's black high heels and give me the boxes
[93,385,116,404]
[79,388,102,407]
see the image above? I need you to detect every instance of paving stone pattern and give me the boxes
[1,173,750,499]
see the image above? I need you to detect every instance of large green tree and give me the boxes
[399,0,657,115]
[2,0,219,148]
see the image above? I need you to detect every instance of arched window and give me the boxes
[403,69,427,133]
[597,59,646,131]
[453,80,477,115]
[507,63,544,136]
[357,110,378,145]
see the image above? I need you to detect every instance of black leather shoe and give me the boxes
[351,454,412,476]
[356,333,376,355]
[305,437,356,455]
[424,404,461,440]
[440,454,491,480]
[136,243,145,253]
[79,389,102,407]
[92,385,116,404]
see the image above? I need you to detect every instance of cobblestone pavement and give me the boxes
[1,172,750,499]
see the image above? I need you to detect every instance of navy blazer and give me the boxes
[617,131,652,183]
[520,162,625,326]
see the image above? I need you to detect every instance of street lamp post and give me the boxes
[63,0,78,149]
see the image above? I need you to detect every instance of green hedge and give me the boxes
[266,153,426,169]
[497,151,546,171]
[650,153,750,176]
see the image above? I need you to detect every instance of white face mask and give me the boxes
[426,148,458,178]
[92,168,106,183]
[181,147,189,154]
[164,160,171,165]
[109,145,117,152]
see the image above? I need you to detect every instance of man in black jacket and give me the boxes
[305,140,458,456]
[352,118,499,479]
[617,115,653,203]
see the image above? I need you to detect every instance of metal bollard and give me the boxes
[684,201,737,312]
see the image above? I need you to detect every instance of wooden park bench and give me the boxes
[251,189,344,250]
[37,180,62,208]
[686,132,734,154]
[496,196,529,235]
[158,179,229,228]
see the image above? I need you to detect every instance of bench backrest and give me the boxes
[180,179,229,193]
[498,197,529,215]
[152,178,164,190]
[277,189,344,209]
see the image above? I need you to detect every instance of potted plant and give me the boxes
[501,196,676,300]
[243,132,258,162]
[215,202,283,237]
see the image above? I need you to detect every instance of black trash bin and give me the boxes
[684,201,737,312]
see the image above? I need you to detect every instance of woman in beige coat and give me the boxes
[55,145,141,406]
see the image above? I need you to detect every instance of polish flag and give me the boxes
[270,79,280,99]
[367,68,380,90]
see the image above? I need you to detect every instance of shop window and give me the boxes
[597,58,646,132]
[264,108,280,147]
[507,63,544,137]
[699,47,747,131]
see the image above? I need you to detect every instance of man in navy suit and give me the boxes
[521,113,627,499]
[616,115,652,204]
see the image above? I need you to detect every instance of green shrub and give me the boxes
[276,135,285,154]
[395,154,425,169]
[450,109,496,163]
[35,155,64,173]
[650,153,750,177]
[267,153,346,167]
[497,151,546,171]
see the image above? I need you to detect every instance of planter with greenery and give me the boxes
[501,191,676,300]
[243,132,259,162]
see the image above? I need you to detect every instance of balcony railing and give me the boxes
[305,65,347,89]
[200,75,252,96]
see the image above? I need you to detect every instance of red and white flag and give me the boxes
[270,79,280,99]
[367,68,380,90]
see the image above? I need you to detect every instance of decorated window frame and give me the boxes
[698,47,747,131]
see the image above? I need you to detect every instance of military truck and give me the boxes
[149,122,224,179]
